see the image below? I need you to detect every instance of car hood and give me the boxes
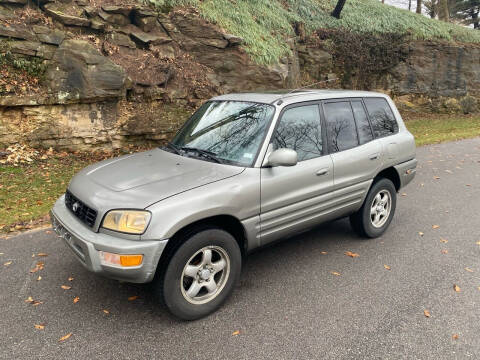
[68,149,245,214]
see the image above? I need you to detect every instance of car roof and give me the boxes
[211,89,389,106]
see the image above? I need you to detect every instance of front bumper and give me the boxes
[50,196,168,283]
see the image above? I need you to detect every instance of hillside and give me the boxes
[150,0,480,64]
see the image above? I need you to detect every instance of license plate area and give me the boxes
[51,215,86,262]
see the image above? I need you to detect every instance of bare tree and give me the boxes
[331,0,347,19]
[417,0,423,12]
[409,0,412,11]
[439,0,450,19]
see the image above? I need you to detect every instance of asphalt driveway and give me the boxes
[1,137,479,359]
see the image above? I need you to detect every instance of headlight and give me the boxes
[102,210,151,234]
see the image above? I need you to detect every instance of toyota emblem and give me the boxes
[72,202,79,212]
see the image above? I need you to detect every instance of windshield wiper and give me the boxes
[164,142,181,155]
[180,146,224,164]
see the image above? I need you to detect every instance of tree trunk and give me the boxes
[331,0,347,19]
[438,0,449,21]
[473,12,479,29]
[409,0,412,11]
[416,0,422,14]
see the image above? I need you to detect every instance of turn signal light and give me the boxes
[100,252,143,267]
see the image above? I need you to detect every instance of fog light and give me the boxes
[100,252,143,267]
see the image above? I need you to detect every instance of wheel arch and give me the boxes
[154,215,247,278]
[374,167,401,192]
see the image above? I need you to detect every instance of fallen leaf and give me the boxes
[401,193,407,196]
[441,249,448,254]
[423,309,431,318]
[454,284,461,292]
[384,264,391,270]
[34,324,45,330]
[331,271,341,276]
[68,277,74,281]
[59,333,72,342]
[440,238,448,243]
[433,176,440,180]
[466,184,471,187]
[37,276,42,281]
[320,251,327,255]
[465,268,474,273]
[128,295,139,301]
[61,285,71,290]
[418,232,424,236]
[73,296,80,304]
[452,334,459,340]
[344,251,359,258]
[25,296,43,306]
[103,309,110,314]
[476,241,480,245]
[432,225,440,229]
[232,330,240,336]
[37,253,48,257]
[3,261,12,266]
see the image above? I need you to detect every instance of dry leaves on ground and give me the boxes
[384,264,391,270]
[423,310,431,318]
[344,251,359,258]
[432,225,440,229]
[320,251,327,255]
[440,238,448,243]
[331,271,341,276]
[59,333,72,342]
[232,330,240,336]
[30,261,44,273]
[68,277,74,281]
[441,250,448,254]
[34,324,45,330]
[73,297,80,304]
[418,232,424,236]
[452,334,459,340]
[25,296,42,306]
[465,268,474,273]
[454,284,461,292]
[128,296,139,301]
[37,253,48,257]
[3,261,12,266]
[61,285,71,290]
[103,309,110,314]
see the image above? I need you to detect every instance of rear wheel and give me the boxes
[350,178,397,238]
[154,228,241,320]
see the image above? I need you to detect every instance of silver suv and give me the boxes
[50,90,417,320]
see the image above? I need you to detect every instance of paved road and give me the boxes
[1,138,480,360]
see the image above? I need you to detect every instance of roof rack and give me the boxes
[273,79,337,104]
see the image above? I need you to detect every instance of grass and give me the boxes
[149,0,480,64]
[404,114,480,146]
[1,113,479,234]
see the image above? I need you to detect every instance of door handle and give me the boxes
[316,168,329,176]
[369,153,380,160]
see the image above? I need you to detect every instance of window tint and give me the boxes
[323,101,359,153]
[272,105,323,161]
[363,98,398,138]
[351,101,374,144]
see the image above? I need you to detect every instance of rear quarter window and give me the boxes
[363,98,398,138]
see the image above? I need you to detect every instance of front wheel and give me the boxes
[155,228,242,320]
[350,178,397,238]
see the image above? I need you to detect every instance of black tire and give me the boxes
[349,178,397,238]
[154,227,241,320]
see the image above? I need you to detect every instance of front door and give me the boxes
[260,103,335,245]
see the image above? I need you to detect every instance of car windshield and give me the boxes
[169,101,275,166]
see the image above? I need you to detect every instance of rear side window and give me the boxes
[363,98,398,138]
[351,101,374,144]
[323,101,359,153]
[272,104,323,161]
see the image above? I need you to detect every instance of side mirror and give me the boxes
[263,148,298,167]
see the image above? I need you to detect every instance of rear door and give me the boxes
[259,102,334,244]
[322,99,382,212]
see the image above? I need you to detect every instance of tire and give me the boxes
[154,227,242,320]
[349,178,397,238]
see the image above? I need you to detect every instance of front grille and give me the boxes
[65,190,98,228]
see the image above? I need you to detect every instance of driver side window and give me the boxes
[272,104,323,162]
